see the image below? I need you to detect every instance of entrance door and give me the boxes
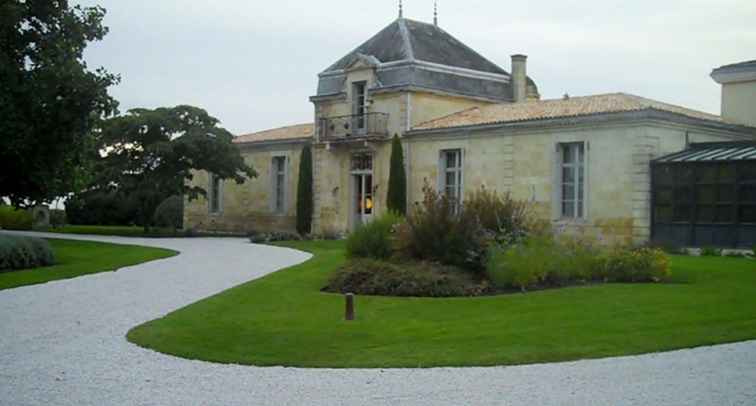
[353,173,373,228]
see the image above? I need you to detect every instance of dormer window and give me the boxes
[352,81,367,131]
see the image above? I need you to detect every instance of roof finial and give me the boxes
[399,0,403,18]
[434,1,438,26]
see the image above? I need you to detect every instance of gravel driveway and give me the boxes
[1,231,755,406]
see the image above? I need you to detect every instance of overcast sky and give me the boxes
[73,0,756,135]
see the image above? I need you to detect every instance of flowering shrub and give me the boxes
[463,187,536,245]
[345,212,402,259]
[397,182,488,272]
[602,247,670,282]
[486,237,671,291]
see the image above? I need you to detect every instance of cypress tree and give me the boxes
[386,134,407,215]
[296,145,313,234]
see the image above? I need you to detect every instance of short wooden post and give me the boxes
[345,293,355,321]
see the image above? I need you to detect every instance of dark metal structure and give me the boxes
[318,113,389,141]
[651,142,756,248]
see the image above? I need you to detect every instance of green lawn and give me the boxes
[0,238,177,290]
[127,240,756,368]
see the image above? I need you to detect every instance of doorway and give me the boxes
[351,153,374,230]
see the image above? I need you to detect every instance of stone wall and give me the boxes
[405,121,747,246]
[184,141,305,234]
[721,80,756,127]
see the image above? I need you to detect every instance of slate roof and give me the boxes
[234,123,313,144]
[324,18,506,75]
[317,18,536,102]
[412,93,722,130]
[712,60,756,74]
[655,142,756,163]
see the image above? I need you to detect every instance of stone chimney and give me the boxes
[511,54,528,103]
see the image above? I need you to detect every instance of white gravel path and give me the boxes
[1,231,755,406]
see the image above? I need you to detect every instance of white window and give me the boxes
[560,142,585,218]
[353,81,367,131]
[272,156,287,213]
[209,173,222,214]
[441,149,463,206]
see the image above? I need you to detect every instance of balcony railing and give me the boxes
[318,113,389,141]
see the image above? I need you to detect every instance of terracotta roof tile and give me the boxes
[234,123,313,144]
[412,93,722,131]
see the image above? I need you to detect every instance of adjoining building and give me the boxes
[184,16,756,247]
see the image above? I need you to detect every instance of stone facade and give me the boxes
[184,141,305,233]
[183,19,756,243]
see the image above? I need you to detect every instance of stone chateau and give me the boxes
[184,16,756,246]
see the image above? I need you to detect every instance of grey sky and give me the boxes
[73,0,756,135]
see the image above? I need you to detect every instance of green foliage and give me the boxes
[464,187,536,244]
[249,231,301,244]
[646,240,686,255]
[49,209,67,228]
[0,1,119,206]
[0,205,33,230]
[153,196,184,231]
[0,235,55,271]
[296,145,313,235]
[0,238,176,290]
[486,237,558,290]
[65,189,139,226]
[701,246,723,257]
[602,247,671,283]
[345,212,401,259]
[386,135,407,215]
[397,182,488,272]
[323,258,490,297]
[92,105,256,231]
[486,237,671,291]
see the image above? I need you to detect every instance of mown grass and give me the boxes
[127,240,756,368]
[0,238,177,290]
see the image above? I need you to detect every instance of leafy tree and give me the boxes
[386,134,407,215]
[296,145,313,235]
[93,105,256,232]
[0,1,119,207]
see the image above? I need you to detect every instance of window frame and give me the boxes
[208,173,223,215]
[559,142,586,219]
[271,155,288,214]
[440,149,464,208]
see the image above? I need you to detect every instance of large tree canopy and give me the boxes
[93,105,256,229]
[0,0,119,207]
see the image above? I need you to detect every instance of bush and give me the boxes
[486,236,670,291]
[646,240,686,255]
[249,230,301,244]
[398,182,488,272]
[65,189,140,226]
[602,247,670,282]
[0,205,33,230]
[153,196,183,231]
[0,235,55,272]
[345,212,401,259]
[701,246,722,257]
[323,258,491,297]
[296,145,313,235]
[464,187,534,245]
[49,209,67,228]
[386,134,407,215]
[486,237,559,290]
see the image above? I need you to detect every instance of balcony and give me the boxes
[318,113,389,142]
